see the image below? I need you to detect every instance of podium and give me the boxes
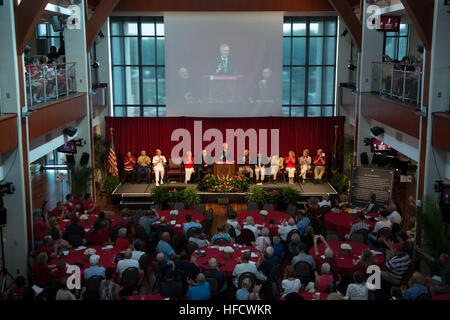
[207,75,242,103]
[214,161,235,179]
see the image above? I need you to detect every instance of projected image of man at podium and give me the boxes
[212,44,236,75]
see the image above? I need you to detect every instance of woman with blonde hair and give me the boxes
[285,150,296,184]
[299,149,312,185]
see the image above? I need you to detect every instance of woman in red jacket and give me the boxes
[285,150,296,185]
[184,150,195,184]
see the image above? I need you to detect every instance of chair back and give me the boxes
[132,211,144,226]
[238,272,256,289]
[195,204,206,216]
[278,157,285,169]
[350,230,368,244]
[203,208,214,235]
[247,201,258,211]
[377,227,392,241]
[174,202,186,210]
[269,264,281,281]
[186,227,198,241]
[121,267,139,289]
[326,230,340,242]
[263,203,274,211]
[86,275,103,300]
[138,253,150,271]
[135,225,148,240]
[286,204,297,217]
[186,242,199,256]
[225,224,237,239]
[286,229,300,243]
[207,277,220,296]
[238,229,256,245]
[213,238,228,245]
[320,205,331,215]
[226,207,234,219]
[294,261,313,284]
[68,234,83,247]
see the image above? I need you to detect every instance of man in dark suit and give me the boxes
[197,149,213,179]
[211,44,236,75]
[252,151,268,184]
[219,142,232,162]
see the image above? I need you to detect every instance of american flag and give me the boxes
[108,134,119,176]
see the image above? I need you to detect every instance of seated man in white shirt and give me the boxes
[387,200,402,225]
[116,248,141,278]
[368,211,392,247]
[131,239,145,261]
[318,194,331,208]
[232,251,267,288]
[152,149,167,186]
[243,216,260,240]
[278,218,298,242]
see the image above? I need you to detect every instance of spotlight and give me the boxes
[347,63,356,71]
[63,127,77,137]
[92,61,100,69]
[370,126,385,137]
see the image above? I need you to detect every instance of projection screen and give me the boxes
[165,12,283,117]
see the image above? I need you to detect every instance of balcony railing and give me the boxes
[25,62,77,108]
[371,62,422,106]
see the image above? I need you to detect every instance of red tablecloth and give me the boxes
[309,241,385,275]
[128,295,167,300]
[191,244,263,276]
[430,294,450,300]
[57,214,116,235]
[153,210,205,237]
[324,211,378,239]
[237,211,291,235]
[50,245,121,281]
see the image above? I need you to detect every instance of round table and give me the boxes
[309,241,385,275]
[128,294,167,300]
[57,214,116,235]
[430,294,450,300]
[237,211,291,235]
[191,244,262,276]
[324,211,378,239]
[154,210,205,237]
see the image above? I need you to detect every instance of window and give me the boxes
[383,24,409,61]
[283,17,337,117]
[36,24,63,52]
[110,17,166,117]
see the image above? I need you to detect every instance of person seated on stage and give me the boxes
[313,149,326,183]
[152,149,167,186]
[50,201,68,218]
[198,149,213,179]
[123,151,136,182]
[184,150,195,184]
[219,142,231,162]
[136,150,151,184]
[83,193,100,215]
[253,151,267,185]
[299,149,312,185]
[238,149,254,179]
[285,150,296,185]
[270,154,280,183]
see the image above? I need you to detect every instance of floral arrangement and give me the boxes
[223,246,234,253]
[199,173,250,193]
[84,248,96,256]
[168,188,183,203]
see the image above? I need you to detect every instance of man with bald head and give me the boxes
[116,248,140,278]
[258,246,279,278]
[278,218,298,242]
[156,232,177,262]
[204,257,227,290]
[186,273,211,300]
[212,44,235,75]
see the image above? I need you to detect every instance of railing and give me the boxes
[25,62,77,108]
[371,62,422,106]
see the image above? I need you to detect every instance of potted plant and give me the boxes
[183,186,200,209]
[168,188,183,208]
[330,172,349,194]
[152,187,169,208]
[281,186,299,210]
[103,175,120,194]
[247,185,268,208]
[68,163,94,199]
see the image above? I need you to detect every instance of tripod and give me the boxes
[0,224,15,295]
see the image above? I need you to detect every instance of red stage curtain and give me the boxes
[105,116,345,172]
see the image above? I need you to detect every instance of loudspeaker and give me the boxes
[370,126,385,137]
[80,152,90,167]
[63,127,78,137]
[66,154,75,166]
[0,207,6,226]
[360,152,369,165]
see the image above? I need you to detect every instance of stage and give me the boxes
[111,181,337,208]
